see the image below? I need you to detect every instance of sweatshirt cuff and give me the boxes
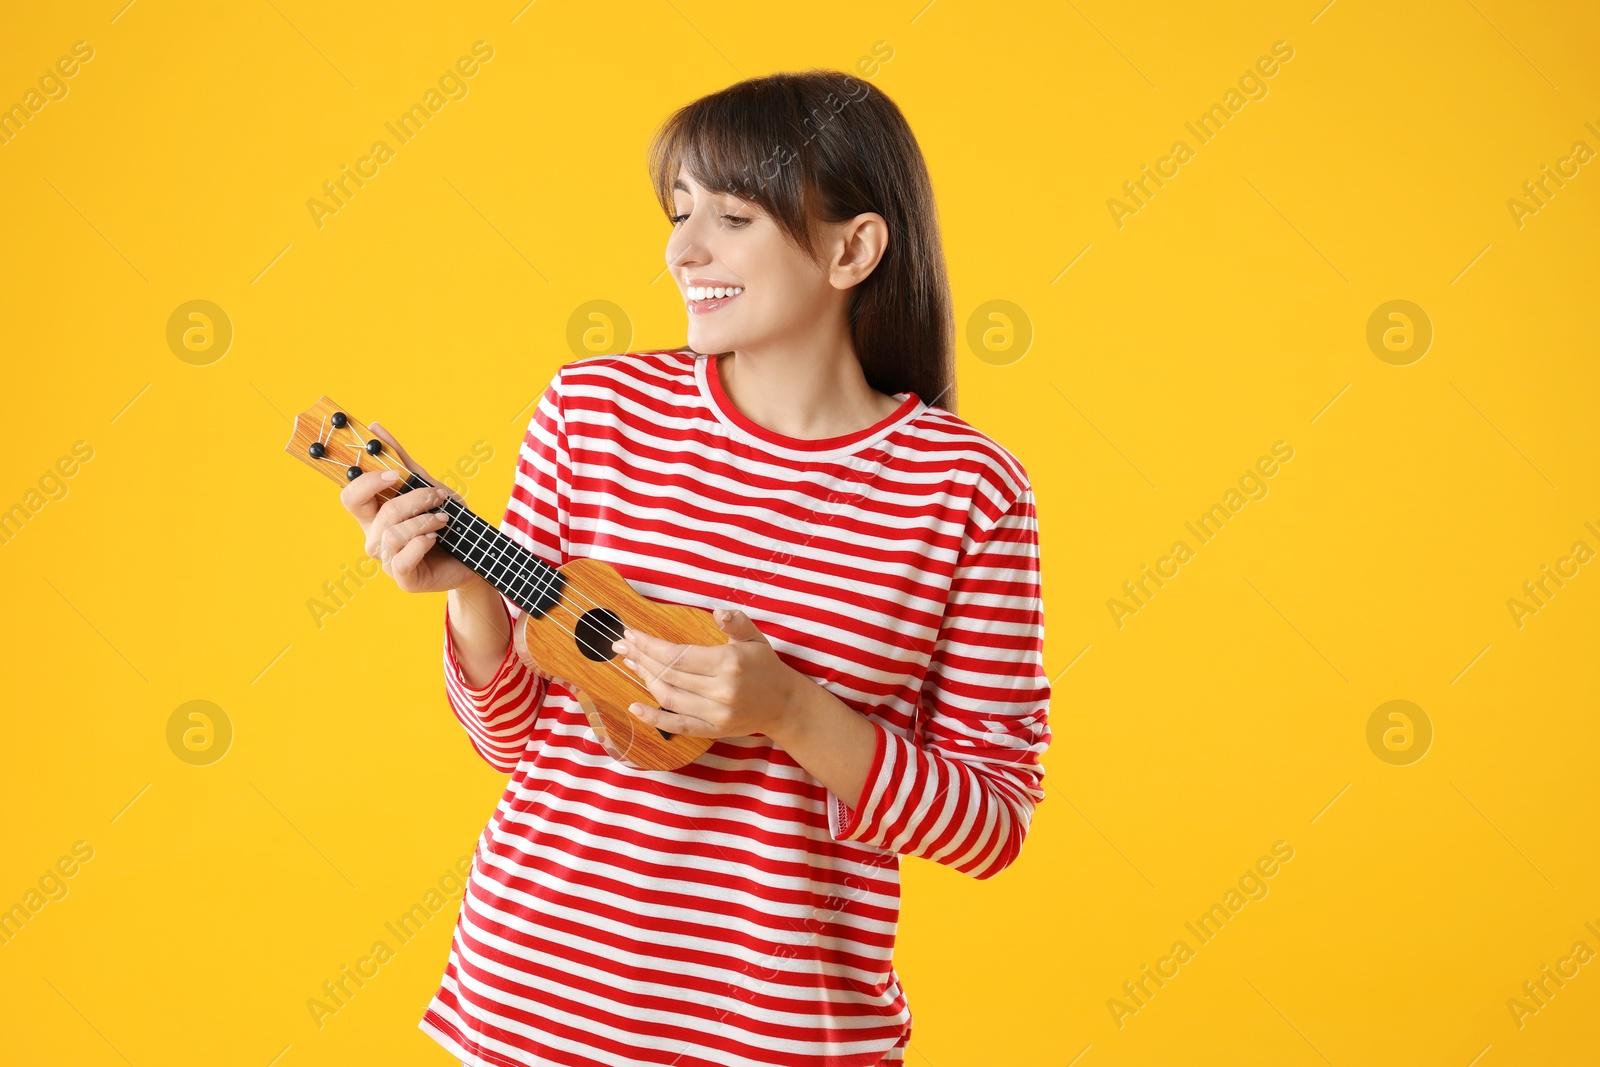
[828,720,889,842]
[444,596,522,700]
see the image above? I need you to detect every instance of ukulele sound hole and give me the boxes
[573,607,674,742]
[574,608,624,662]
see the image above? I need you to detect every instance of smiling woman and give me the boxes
[332,69,1054,1067]
[647,71,957,426]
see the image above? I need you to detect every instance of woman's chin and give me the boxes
[687,322,739,349]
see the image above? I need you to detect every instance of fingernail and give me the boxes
[381,470,400,482]
[623,628,635,639]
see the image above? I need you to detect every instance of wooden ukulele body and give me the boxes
[511,556,723,770]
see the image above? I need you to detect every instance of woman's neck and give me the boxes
[714,346,900,442]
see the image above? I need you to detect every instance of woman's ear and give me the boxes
[827,211,889,290]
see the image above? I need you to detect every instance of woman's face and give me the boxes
[665,168,834,356]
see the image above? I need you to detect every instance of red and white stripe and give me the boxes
[420,349,1051,1067]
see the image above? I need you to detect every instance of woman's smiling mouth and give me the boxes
[686,285,744,314]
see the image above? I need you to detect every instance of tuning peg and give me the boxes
[366,438,383,455]
[308,441,326,459]
[345,465,362,480]
[331,412,348,428]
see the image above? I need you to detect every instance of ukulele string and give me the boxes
[436,502,668,697]
[316,421,630,648]
[314,421,656,696]
[321,422,646,668]
[316,420,674,671]
[309,424,600,628]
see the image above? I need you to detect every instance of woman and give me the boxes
[341,70,1051,1067]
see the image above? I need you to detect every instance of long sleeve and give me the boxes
[440,368,572,772]
[829,482,1051,880]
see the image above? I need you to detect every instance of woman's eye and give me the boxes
[668,211,751,227]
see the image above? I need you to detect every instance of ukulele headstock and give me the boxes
[286,396,415,487]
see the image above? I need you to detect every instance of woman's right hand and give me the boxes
[338,422,477,594]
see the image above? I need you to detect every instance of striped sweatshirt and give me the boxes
[419,349,1051,1067]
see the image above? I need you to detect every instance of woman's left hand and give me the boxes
[612,608,804,741]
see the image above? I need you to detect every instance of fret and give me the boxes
[476,525,513,588]
[435,496,470,556]
[481,522,520,590]
[510,553,563,617]
[446,502,491,569]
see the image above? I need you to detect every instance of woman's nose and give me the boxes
[666,240,706,275]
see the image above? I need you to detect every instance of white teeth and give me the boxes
[688,286,743,301]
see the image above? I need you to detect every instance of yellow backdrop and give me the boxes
[2,1,1596,1064]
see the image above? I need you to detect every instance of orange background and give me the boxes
[1,1,1597,1064]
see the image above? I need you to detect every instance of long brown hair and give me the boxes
[647,70,958,414]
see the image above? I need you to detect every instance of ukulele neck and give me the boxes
[282,398,563,618]
[399,473,563,618]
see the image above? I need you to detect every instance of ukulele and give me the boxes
[286,397,723,771]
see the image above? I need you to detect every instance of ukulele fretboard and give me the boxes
[401,473,565,619]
